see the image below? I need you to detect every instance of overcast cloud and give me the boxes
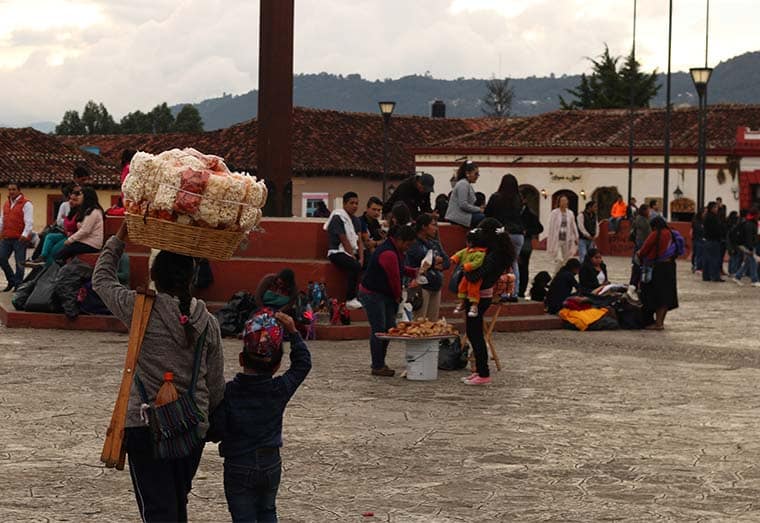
[0,0,756,126]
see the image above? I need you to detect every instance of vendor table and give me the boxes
[376,334,458,380]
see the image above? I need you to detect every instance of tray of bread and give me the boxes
[376,319,459,340]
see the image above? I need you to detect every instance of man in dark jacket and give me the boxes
[702,201,725,282]
[382,173,435,219]
[732,207,759,286]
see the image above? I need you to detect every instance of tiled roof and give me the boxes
[60,107,497,179]
[425,105,760,151]
[0,128,120,187]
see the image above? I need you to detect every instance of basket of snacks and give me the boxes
[122,148,267,260]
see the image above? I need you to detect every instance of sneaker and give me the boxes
[452,304,464,314]
[733,278,744,286]
[467,305,479,317]
[345,298,363,310]
[371,366,395,377]
[464,375,492,386]
[461,372,478,383]
[752,282,760,288]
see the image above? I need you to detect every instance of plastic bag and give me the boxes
[416,249,434,285]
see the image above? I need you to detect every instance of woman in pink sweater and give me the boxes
[55,187,104,263]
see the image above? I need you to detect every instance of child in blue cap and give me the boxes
[208,308,311,522]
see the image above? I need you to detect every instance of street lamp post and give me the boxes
[690,67,713,211]
[378,101,396,201]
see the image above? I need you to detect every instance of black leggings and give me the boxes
[465,297,493,378]
[55,241,99,263]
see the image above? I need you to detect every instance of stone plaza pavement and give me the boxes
[1,252,760,522]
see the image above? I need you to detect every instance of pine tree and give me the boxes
[560,45,660,109]
[80,101,119,134]
[119,110,153,134]
[149,103,174,133]
[172,105,204,133]
[482,77,514,117]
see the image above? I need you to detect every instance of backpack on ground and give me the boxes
[438,337,468,370]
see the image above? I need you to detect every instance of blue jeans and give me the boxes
[728,250,743,275]
[578,238,595,263]
[702,240,722,281]
[609,217,623,233]
[224,449,282,523]
[735,248,759,283]
[508,234,524,296]
[0,238,26,288]
[470,212,485,227]
[692,238,705,271]
[357,291,397,369]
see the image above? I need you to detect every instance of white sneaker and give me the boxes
[752,282,760,288]
[345,298,363,310]
[733,278,744,286]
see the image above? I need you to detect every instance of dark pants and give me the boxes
[55,241,99,263]
[702,240,722,281]
[328,252,361,300]
[357,290,397,369]
[692,238,704,271]
[465,297,493,378]
[518,246,532,297]
[125,427,204,523]
[224,449,282,523]
[0,238,26,287]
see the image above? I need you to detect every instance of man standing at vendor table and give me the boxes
[325,192,364,310]
[0,182,34,291]
[382,173,435,220]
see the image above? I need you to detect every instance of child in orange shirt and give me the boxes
[451,229,488,317]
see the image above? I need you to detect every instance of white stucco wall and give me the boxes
[417,151,739,233]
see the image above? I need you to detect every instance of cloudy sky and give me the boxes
[0,0,756,126]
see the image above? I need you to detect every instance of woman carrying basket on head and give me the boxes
[93,222,225,522]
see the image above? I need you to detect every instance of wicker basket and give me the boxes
[125,213,246,260]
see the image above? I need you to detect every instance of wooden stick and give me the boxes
[101,288,155,469]
[485,304,503,371]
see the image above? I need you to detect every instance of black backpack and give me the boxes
[438,337,468,370]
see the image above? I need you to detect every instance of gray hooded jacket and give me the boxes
[93,237,225,436]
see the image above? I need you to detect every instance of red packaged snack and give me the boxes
[173,168,210,215]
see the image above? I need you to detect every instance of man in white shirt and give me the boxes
[0,183,34,291]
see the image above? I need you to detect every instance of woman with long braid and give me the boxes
[93,222,225,522]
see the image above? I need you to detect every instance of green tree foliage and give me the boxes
[55,110,86,135]
[149,102,174,133]
[560,45,660,109]
[482,77,514,117]
[81,100,118,134]
[119,110,152,134]
[172,104,204,133]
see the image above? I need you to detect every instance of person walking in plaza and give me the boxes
[93,223,225,522]
[517,192,543,298]
[637,217,679,330]
[702,201,724,282]
[446,160,485,228]
[207,309,311,523]
[608,195,627,234]
[732,206,759,287]
[382,172,435,220]
[484,173,524,300]
[459,218,515,386]
[0,182,33,291]
[357,225,418,377]
[546,195,578,275]
[324,191,364,310]
[405,214,449,320]
[629,203,651,286]
[576,201,599,262]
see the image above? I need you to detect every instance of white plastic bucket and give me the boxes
[405,340,439,381]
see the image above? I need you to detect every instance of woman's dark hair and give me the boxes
[478,217,516,270]
[152,251,196,340]
[276,268,295,290]
[121,149,137,168]
[726,211,739,228]
[706,201,717,212]
[562,258,582,272]
[583,248,601,265]
[414,213,435,233]
[638,203,649,216]
[650,216,668,231]
[496,174,519,201]
[390,201,411,226]
[74,187,103,222]
[65,184,82,220]
[456,160,478,181]
[474,191,486,207]
[584,201,596,212]
[388,224,417,242]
